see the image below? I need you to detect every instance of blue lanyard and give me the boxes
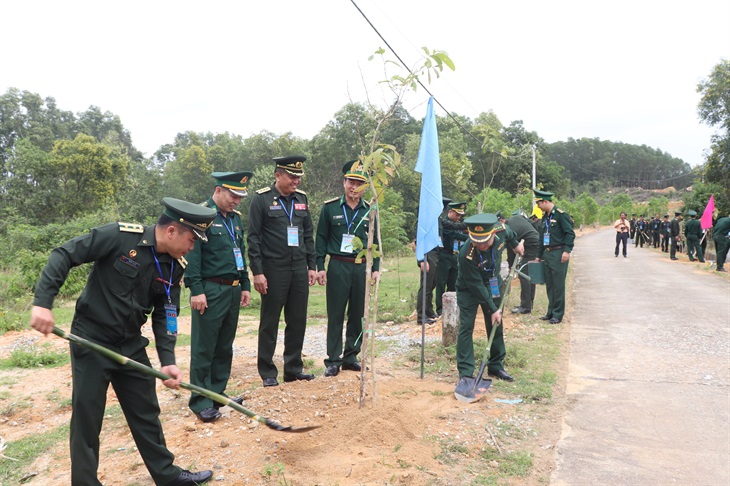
[342,204,360,234]
[544,212,552,234]
[278,197,295,225]
[151,247,174,304]
[218,212,239,248]
[477,248,495,274]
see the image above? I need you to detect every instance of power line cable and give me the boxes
[349,0,484,148]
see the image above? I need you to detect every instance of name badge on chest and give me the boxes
[488,277,500,298]
[341,234,355,253]
[165,303,178,336]
[287,226,299,247]
[233,247,245,271]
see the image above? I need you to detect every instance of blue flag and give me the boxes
[415,97,442,261]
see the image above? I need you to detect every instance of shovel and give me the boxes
[455,249,523,403]
[52,326,321,433]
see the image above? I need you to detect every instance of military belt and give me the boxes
[205,277,240,286]
[330,255,362,264]
[545,245,565,252]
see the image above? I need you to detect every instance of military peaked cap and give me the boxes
[274,155,306,175]
[464,213,498,244]
[212,171,253,197]
[161,197,217,242]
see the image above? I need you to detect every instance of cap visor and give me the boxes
[469,232,494,244]
[284,169,303,176]
[229,188,248,197]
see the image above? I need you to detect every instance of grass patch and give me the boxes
[0,343,69,369]
[261,462,289,484]
[0,424,69,483]
[434,437,470,465]
[398,341,455,375]
[480,448,533,477]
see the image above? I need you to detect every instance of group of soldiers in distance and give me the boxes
[627,212,708,262]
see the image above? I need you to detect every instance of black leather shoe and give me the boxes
[539,315,552,321]
[283,372,315,383]
[325,365,340,377]
[488,369,514,382]
[166,469,213,485]
[262,377,279,387]
[427,312,439,319]
[549,317,562,324]
[195,407,221,423]
[511,307,531,314]
[417,317,436,324]
[671,257,678,260]
[342,362,362,372]
[213,396,244,410]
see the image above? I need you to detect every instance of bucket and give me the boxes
[527,261,545,285]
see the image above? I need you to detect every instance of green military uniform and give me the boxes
[435,201,468,315]
[185,172,252,416]
[505,213,540,312]
[316,160,380,370]
[670,212,682,259]
[684,210,704,262]
[535,190,575,323]
[32,198,216,485]
[248,156,315,382]
[455,214,519,378]
[417,198,451,322]
[713,216,730,272]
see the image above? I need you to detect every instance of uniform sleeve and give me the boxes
[234,213,251,292]
[303,200,316,271]
[537,219,546,259]
[315,204,329,271]
[151,285,177,366]
[183,239,204,296]
[561,213,576,252]
[247,194,265,275]
[32,224,118,309]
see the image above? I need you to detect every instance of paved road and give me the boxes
[551,228,730,485]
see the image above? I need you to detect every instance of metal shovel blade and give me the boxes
[454,376,492,403]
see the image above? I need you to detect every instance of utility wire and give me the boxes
[349,0,484,148]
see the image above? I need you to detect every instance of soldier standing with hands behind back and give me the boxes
[248,156,317,387]
[316,160,379,377]
[185,172,252,423]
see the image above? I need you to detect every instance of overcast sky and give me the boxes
[2,0,728,168]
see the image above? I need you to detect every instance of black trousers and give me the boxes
[615,232,628,256]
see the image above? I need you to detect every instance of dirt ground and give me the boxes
[0,227,605,485]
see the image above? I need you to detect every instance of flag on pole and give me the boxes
[700,195,715,230]
[415,97,442,261]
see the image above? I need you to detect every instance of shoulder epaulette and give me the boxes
[295,189,307,195]
[493,222,506,233]
[256,187,271,194]
[200,201,209,207]
[232,209,242,216]
[324,197,340,204]
[556,208,565,214]
[118,222,144,233]
[177,256,188,269]
[466,245,476,261]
